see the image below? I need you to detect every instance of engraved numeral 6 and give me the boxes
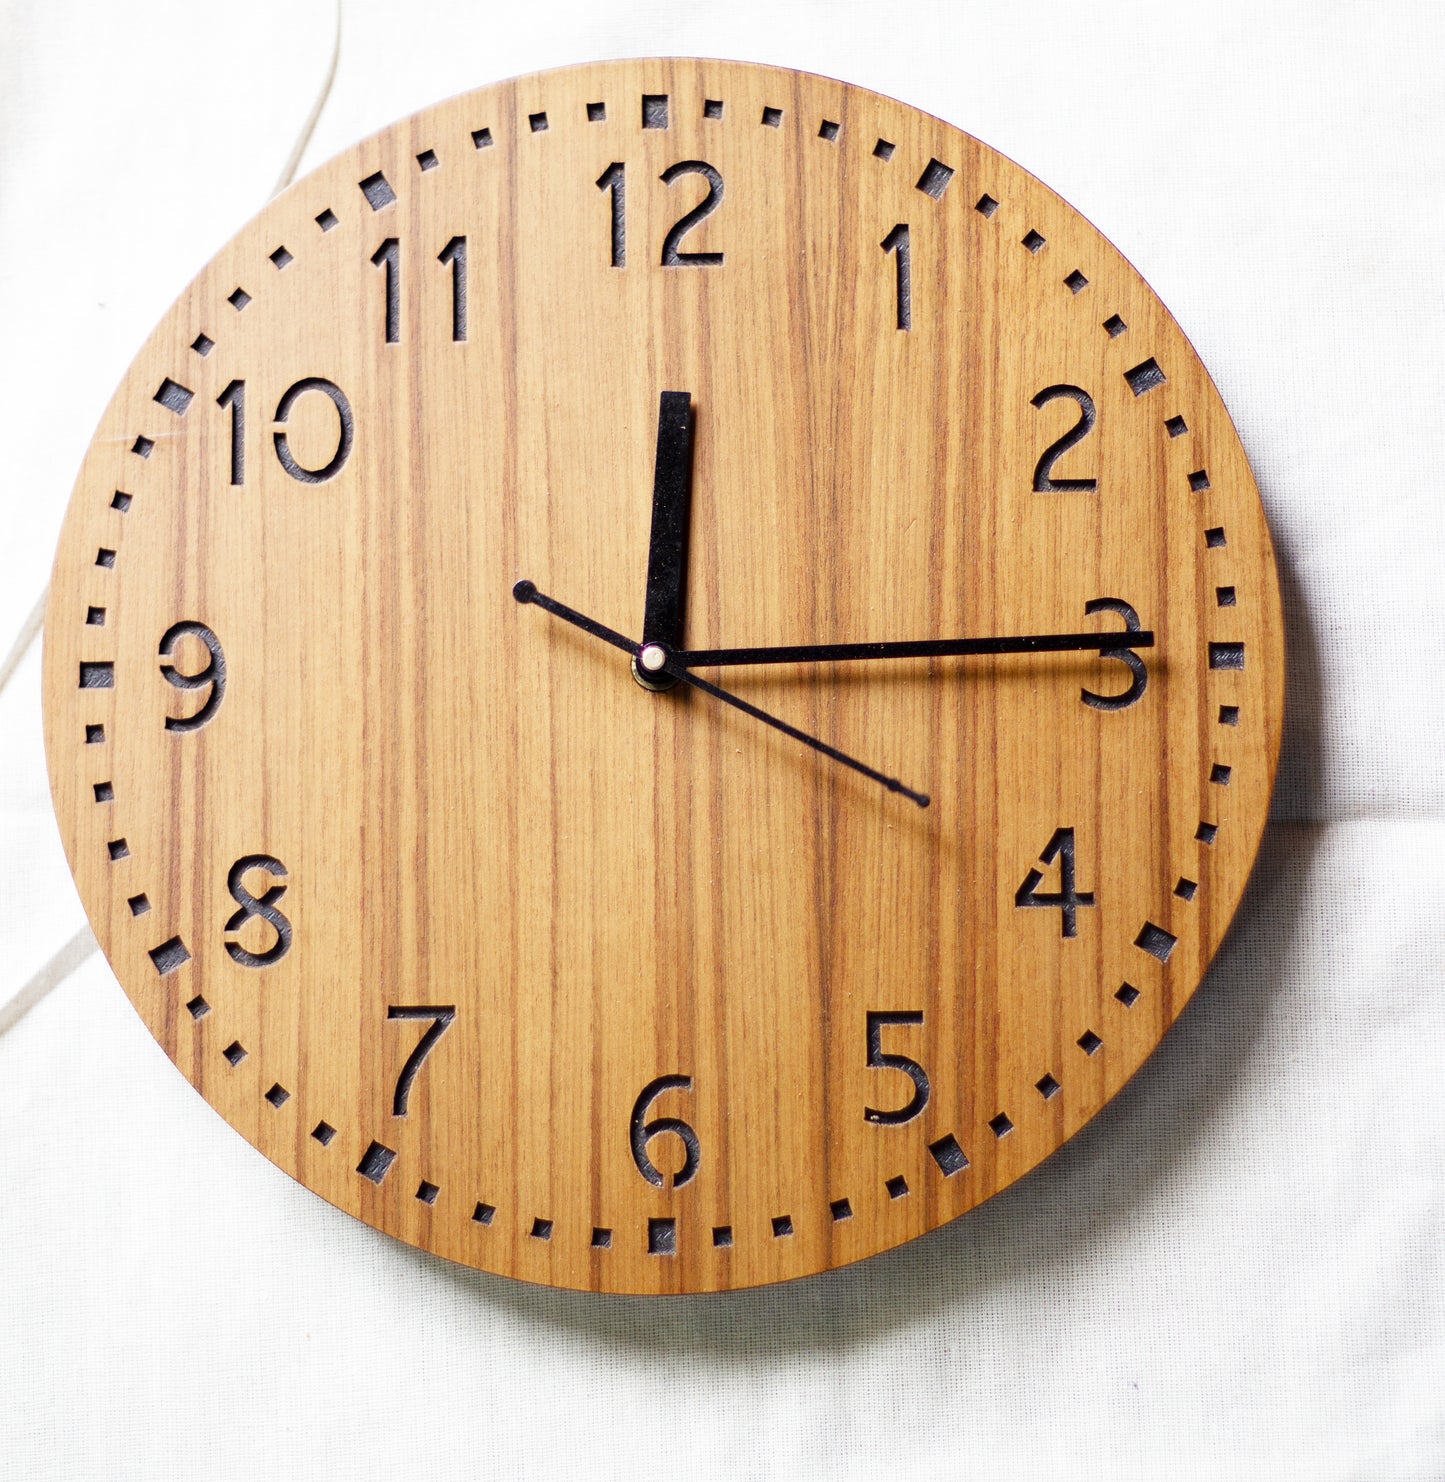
[864,1011,931,1125]
[629,1074,700,1189]
[224,854,292,967]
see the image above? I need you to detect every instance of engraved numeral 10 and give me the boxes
[370,235,468,343]
[216,378,355,486]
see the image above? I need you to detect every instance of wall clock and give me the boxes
[42,59,1283,1294]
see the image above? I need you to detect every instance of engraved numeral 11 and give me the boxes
[370,235,468,343]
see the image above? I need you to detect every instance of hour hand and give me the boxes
[634,390,694,690]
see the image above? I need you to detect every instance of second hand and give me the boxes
[513,581,929,808]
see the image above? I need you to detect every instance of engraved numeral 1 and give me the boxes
[437,235,468,341]
[596,161,626,267]
[881,223,911,331]
[217,380,245,486]
[370,236,400,343]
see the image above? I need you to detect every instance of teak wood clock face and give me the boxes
[43,59,1283,1294]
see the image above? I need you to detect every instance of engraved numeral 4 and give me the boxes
[1015,827,1095,938]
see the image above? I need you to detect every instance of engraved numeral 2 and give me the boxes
[864,1010,930,1125]
[659,161,725,266]
[1031,384,1098,492]
[158,621,225,732]
[386,1005,456,1116]
[629,1074,700,1189]
[224,854,292,966]
[1015,827,1095,938]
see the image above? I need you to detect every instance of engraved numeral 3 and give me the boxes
[1081,597,1148,711]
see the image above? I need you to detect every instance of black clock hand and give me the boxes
[513,581,928,808]
[671,627,1154,668]
[634,390,694,691]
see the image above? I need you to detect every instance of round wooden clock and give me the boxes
[43,59,1283,1293]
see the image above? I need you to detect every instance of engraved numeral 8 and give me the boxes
[224,854,292,967]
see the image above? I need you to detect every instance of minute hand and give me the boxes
[672,629,1155,668]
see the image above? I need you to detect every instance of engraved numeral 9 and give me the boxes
[629,1074,700,1189]
[224,854,292,967]
[158,621,226,732]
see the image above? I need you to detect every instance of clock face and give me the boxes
[43,59,1283,1293]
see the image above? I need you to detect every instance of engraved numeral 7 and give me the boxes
[386,1005,456,1116]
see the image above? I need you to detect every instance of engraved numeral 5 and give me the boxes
[864,1011,930,1125]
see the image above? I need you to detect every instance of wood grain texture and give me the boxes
[42,59,1283,1293]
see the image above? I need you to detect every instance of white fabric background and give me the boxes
[2,2,1442,1478]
